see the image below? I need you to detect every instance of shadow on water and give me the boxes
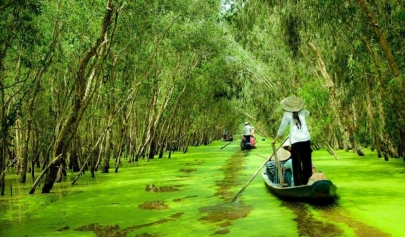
[145,184,184,192]
[281,201,344,237]
[314,204,391,237]
[197,151,253,235]
[261,167,391,237]
[74,150,251,237]
[75,212,184,237]
[210,150,252,201]
[73,150,251,237]
[198,203,253,235]
[74,182,193,236]
[280,199,391,237]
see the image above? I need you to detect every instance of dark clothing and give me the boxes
[243,135,251,146]
[291,140,312,185]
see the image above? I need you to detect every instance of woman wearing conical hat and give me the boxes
[265,148,292,185]
[271,96,312,186]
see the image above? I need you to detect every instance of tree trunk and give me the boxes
[307,43,346,151]
[102,126,113,173]
[39,1,114,193]
[31,148,41,179]
[357,0,400,77]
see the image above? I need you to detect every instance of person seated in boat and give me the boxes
[249,136,256,147]
[283,158,294,187]
[279,140,293,186]
[251,126,255,138]
[226,134,233,141]
[285,159,323,186]
[265,148,291,186]
[307,164,327,185]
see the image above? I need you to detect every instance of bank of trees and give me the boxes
[0,0,243,195]
[226,0,404,159]
[0,0,404,195]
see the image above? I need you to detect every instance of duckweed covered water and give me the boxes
[1,138,404,237]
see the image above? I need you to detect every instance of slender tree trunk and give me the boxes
[0,80,6,195]
[21,17,60,184]
[14,119,22,174]
[358,0,400,77]
[31,147,40,179]
[307,42,345,152]
[102,124,113,173]
[357,0,400,77]
[361,35,395,158]
[38,1,114,193]
[114,117,126,172]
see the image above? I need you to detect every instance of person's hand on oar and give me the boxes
[271,135,280,146]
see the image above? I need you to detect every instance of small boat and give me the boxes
[262,171,338,203]
[241,136,256,150]
[222,136,234,142]
[241,142,256,150]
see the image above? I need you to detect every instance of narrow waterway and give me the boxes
[1,139,404,236]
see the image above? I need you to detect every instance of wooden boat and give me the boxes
[222,136,234,142]
[241,137,256,150]
[241,143,256,150]
[261,171,338,203]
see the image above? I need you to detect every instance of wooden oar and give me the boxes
[231,136,289,203]
[272,143,284,187]
[220,141,233,150]
[256,153,276,160]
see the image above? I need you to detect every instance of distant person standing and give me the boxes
[223,128,227,140]
[283,158,294,187]
[243,122,252,146]
[271,96,312,186]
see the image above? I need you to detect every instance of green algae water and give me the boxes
[1,138,404,237]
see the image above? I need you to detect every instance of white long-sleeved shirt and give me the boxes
[276,110,310,144]
[243,125,252,135]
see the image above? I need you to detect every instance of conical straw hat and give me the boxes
[280,96,304,112]
[275,148,291,161]
[281,139,290,147]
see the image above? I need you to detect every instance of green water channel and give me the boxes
[1,137,404,237]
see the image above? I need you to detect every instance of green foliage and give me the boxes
[283,14,301,58]
[222,0,405,154]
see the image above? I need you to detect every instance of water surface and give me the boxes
[1,139,404,236]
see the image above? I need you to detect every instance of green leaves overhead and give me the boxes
[224,0,404,156]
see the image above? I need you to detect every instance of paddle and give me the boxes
[272,143,285,187]
[220,141,233,150]
[231,136,289,203]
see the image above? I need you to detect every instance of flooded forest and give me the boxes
[1,0,405,200]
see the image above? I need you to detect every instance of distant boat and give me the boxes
[222,137,233,142]
[241,137,256,150]
[261,171,338,203]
